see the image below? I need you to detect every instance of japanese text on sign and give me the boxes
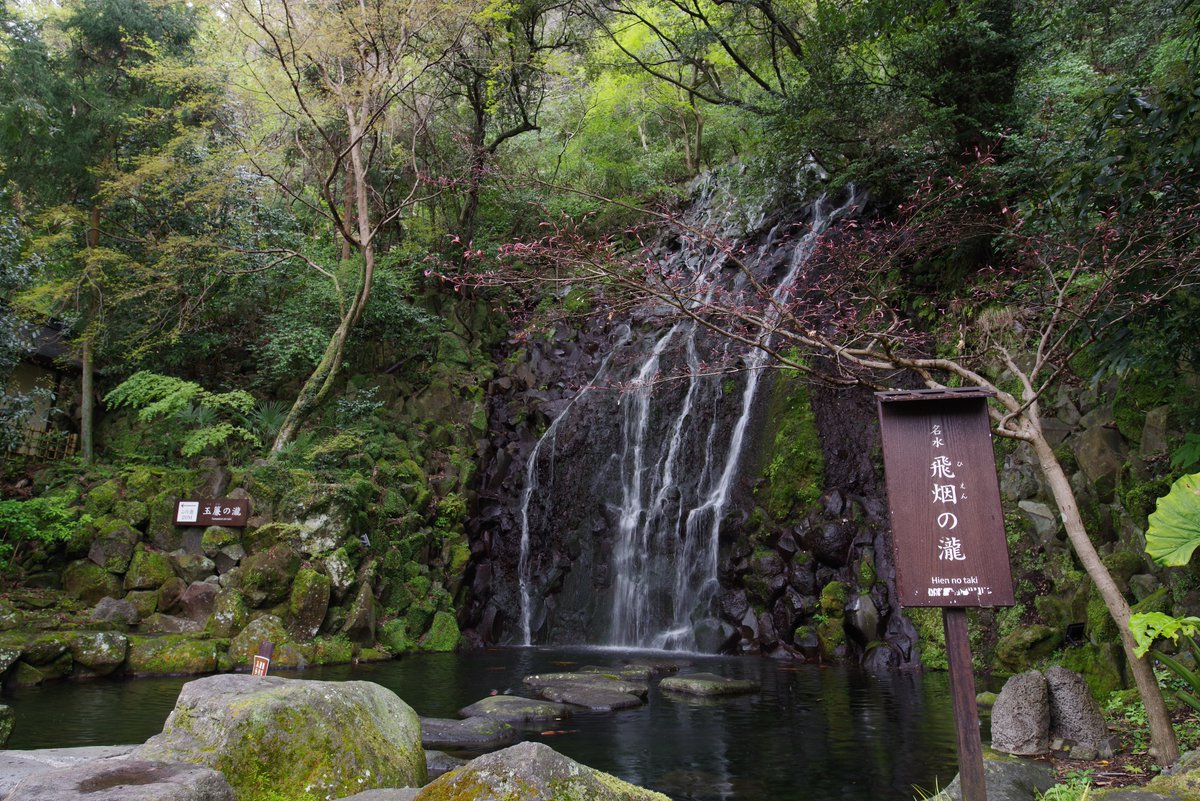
[173,498,251,528]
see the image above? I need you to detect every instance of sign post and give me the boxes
[876,388,1015,801]
[251,641,274,677]
[174,498,252,528]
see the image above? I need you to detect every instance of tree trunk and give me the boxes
[1030,433,1179,763]
[80,204,102,463]
[271,106,378,455]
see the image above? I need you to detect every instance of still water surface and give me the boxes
[3,648,960,800]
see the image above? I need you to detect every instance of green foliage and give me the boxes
[104,371,260,459]
[1036,770,1092,801]
[0,495,90,577]
[1144,472,1200,566]
[1172,434,1200,474]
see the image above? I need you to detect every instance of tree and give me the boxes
[221,0,473,451]
[0,0,200,460]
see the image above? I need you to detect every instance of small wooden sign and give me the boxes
[876,388,1014,608]
[173,498,251,528]
[251,641,274,676]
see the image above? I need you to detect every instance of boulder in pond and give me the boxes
[420,716,518,751]
[991,671,1050,756]
[3,759,235,801]
[659,672,760,697]
[457,695,572,724]
[412,741,670,801]
[67,631,128,677]
[133,674,426,801]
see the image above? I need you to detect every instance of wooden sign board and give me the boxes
[876,388,1014,608]
[173,498,251,528]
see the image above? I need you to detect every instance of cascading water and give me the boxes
[506,187,860,651]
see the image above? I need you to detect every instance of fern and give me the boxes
[180,423,261,458]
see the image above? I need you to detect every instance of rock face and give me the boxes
[4,759,235,801]
[133,675,426,800]
[990,671,1050,756]
[413,741,671,801]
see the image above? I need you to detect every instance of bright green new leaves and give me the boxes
[1144,472,1200,566]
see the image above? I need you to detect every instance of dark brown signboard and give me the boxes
[876,388,1014,608]
[173,498,251,528]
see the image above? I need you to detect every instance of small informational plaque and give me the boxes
[876,388,1014,608]
[173,498,251,528]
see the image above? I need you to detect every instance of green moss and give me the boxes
[307,635,354,665]
[1056,643,1124,700]
[906,608,948,670]
[124,545,176,591]
[995,624,1062,672]
[127,636,220,676]
[1087,591,1119,643]
[418,611,460,652]
[379,619,413,653]
[755,375,824,520]
[819,581,848,615]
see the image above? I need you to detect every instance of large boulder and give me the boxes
[3,759,234,801]
[125,546,177,592]
[991,671,1050,756]
[126,636,219,676]
[87,524,141,574]
[63,561,123,606]
[133,675,426,800]
[228,543,301,607]
[289,568,331,640]
[413,742,670,801]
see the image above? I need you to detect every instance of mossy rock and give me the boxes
[1087,592,1120,644]
[341,583,377,647]
[132,674,426,801]
[125,590,159,619]
[820,581,848,615]
[754,375,824,521]
[414,741,670,801]
[208,588,249,638]
[1102,550,1147,592]
[230,544,301,607]
[83,479,122,518]
[124,546,177,591]
[1056,643,1124,701]
[1131,586,1172,617]
[228,615,290,667]
[379,619,413,653]
[200,526,241,555]
[126,636,220,676]
[307,635,355,665]
[63,560,123,605]
[418,611,460,653]
[288,568,331,641]
[68,631,129,676]
[996,624,1063,672]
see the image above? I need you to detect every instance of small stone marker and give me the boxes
[251,641,274,677]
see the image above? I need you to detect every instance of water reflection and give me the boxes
[3,649,959,801]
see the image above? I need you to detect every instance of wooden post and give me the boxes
[944,608,986,801]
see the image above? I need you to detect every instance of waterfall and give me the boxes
[501,187,859,651]
[606,190,859,651]
[516,326,631,645]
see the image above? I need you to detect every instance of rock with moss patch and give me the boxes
[417,611,459,653]
[125,591,159,619]
[228,543,301,607]
[458,695,572,724]
[133,674,426,800]
[171,552,217,585]
[68,631,128,676]
[660,672,760,697]
[378,620,412,653]
[412,741,670,801]
[207,589,248,638]
[87,524,140,574]
[325,548,357,600]
[0,704,12,747]
[228,615,289,667]
[995,624,1062,672]
[91,597,139,627]
[141,613,205,635]
[200,526,240,556]
[63,561,123,605]
[125,546,177,592]
[289,568,331,640]
[932,749,1055,801]
[342,584,378,646]
[127,636,220,676]
[420,717,518,751]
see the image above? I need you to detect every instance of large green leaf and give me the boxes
[1146,472,1200,566]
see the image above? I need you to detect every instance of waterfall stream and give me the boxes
[512,188,859,651]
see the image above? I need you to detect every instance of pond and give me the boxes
[3,648,963,801]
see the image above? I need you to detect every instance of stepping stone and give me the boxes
[419,717,517,751]
[659,672,760,697]
[458,695,572,724]
[523,672,649,698]
[523,672,647,711]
